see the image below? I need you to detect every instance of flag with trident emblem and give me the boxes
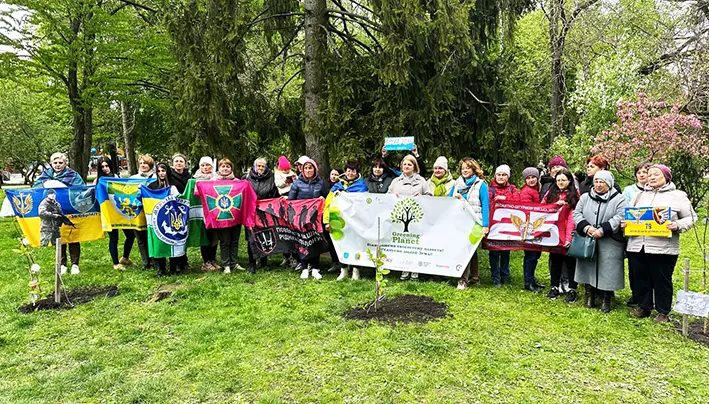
[195,180,257,229]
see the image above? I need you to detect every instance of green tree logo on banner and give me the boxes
[391,198,423,232]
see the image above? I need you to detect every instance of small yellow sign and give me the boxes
[624,207,672,237]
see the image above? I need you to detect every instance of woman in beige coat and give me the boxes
[624,164,697,322]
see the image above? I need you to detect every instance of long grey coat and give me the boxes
[573,190,627,291]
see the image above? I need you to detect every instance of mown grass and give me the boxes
[2,190,709,403]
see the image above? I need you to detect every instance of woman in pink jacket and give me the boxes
[541,168,580,303]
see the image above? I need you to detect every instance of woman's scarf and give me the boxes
[136,169,155,178]
[33,167,85,187]
[215,173,236,180]
[249,165,271,180]
[430,172,453,196]
[331,173,368,193]
[193,171,212,179]
[590,187,612,201]
[449,175,478,199]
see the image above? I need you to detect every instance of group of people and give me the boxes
[33,147,697,322]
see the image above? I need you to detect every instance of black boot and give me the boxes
[600,291,612,313]
[248,261,256,274]
[584,285,596,308]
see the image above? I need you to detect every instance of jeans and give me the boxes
[489,250,510,283]
[523,250,541,286]
[107,229,136,265]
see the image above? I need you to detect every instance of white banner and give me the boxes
[329,193,483,277]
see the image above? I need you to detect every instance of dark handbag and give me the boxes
[568,232,596,259]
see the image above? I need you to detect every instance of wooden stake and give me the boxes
[683,258,690,337]
[55,237,62,304]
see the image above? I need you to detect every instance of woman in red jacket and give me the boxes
[488,164,519,287]
[519,167,544,293]
[542,168,580,302]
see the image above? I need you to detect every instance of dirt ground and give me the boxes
[18,286,119,313]
[343,294,448,324]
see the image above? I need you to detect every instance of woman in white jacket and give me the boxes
[624,164,697,322]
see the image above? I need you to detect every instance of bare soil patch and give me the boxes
[343,294,448,324]
[18,286,118,313]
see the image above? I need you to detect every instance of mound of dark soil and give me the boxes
[18,286,119,313]
[343,294,448,324]
[674,320,709,347]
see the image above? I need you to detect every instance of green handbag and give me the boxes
[567,232,596,259]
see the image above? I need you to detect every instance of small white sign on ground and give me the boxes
[674,290,709,317]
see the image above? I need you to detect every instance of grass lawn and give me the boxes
[1,190,709,403]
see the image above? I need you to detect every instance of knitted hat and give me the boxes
[199,156,213,167]
[593,170,615,189]
[296,155,309,166]
[433,156,448,171]
[548,156,568,168]
[277,156,291,171]
[522,167,539,180]
[650,164,672,183]
[495,164,511,177]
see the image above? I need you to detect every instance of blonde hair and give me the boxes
[400,155,420,173]
[138,155,154,169]
[459,158,485,179]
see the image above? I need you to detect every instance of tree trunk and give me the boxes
[121,101,137,175]
[548,0,565,144]
[303,0,330,178]
[550,41,565,143]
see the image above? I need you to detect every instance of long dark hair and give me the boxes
[96,157,115,179]
[155,161,173,188]
[545,168,579,208]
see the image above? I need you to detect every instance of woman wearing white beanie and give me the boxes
[427,156,455,197]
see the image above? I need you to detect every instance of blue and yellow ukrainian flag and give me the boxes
[96,177,155,231]
[6,186,104,247]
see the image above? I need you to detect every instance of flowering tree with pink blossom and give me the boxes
[591,93,708,207]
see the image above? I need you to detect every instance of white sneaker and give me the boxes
[234,263,245,271]
[311,269,322,280]
[457,280,467,290]
[337,267,349,281]
[400,271,410,280]
[223,266,231,274]
[71,265,80,275]
[352,267,360,280]
[300,269,309,279]
[289,257,299,268]
[279,258,289,267]
[60,265,68,275]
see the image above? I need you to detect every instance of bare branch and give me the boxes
[277,68,304,99]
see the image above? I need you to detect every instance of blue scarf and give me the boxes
[448,175,478,199]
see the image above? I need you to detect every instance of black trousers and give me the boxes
[627,249,678,315]
[200,229,218,263]
[550,253,578,290]
[60,242,81,266]
[134,230,153,268]
[245,228,268,266]
[217,225,241,267]
[323,230,340,264]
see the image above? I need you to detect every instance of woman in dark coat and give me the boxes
[244,157,279,273]
[365,158,395,194]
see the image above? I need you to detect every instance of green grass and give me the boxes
[2,190,709,403]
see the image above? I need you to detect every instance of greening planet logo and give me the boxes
[390,198,424,232]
